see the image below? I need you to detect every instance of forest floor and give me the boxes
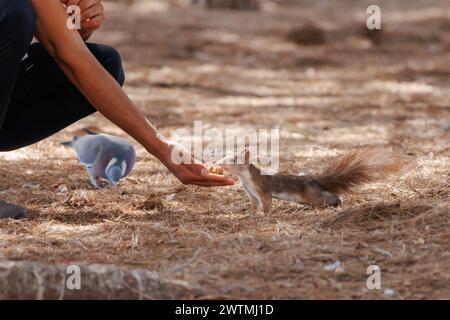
[0,0,449,299]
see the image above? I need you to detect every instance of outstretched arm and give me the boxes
[31,0,233,187]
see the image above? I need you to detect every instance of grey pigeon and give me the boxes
[62,129,136,188]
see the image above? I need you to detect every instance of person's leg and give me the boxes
[0,42,125,150]
[0,44,124,218]
[0,0,35,219]
[0,0,35,129]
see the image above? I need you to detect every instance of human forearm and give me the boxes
[56,53,166,157]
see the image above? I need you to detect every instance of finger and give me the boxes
[186,162,212,175]
[80,5,103,22]
[188,180,234,187]
[65,0,81,8]
[194,175,235,186]
[179,169,234,186]
[79,0,100,13]
[185,163,234,184]
[80,14,105,31]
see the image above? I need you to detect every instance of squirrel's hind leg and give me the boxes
[312,191,341,207]
[260,194,272,214]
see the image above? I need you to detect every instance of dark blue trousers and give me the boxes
[0,0,125,151]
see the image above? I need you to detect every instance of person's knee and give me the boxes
[106,46,126,87]
[3,0,36,52]
[98,45,126,87]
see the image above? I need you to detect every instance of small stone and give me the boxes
[324,260,341,271]
[306,68,316,77]
[166,194,176,201]
[287,23,326,46]
[57,184,69,193]
[335,266,345,274]
[384,288,396,297]
[22,183,40,189]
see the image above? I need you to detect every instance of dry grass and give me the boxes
[0,0,449,299]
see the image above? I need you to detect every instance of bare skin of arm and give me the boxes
[32,0,234,187]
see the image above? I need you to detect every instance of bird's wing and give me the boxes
[123,147,137,176]
[104,136,136,176]
[72,135,106,167]
[104,134,133,147]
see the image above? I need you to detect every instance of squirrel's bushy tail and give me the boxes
[316,147,402,194]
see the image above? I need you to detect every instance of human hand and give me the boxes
[61,0,106,40]
[155,140,235,187]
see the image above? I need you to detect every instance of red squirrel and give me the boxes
[217,147,401,213]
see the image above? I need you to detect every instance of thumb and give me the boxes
[200,167,210,177]
[189,162,210,176]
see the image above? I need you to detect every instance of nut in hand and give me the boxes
[208,166,224,175]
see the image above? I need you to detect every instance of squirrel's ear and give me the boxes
[243,147,250,165]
